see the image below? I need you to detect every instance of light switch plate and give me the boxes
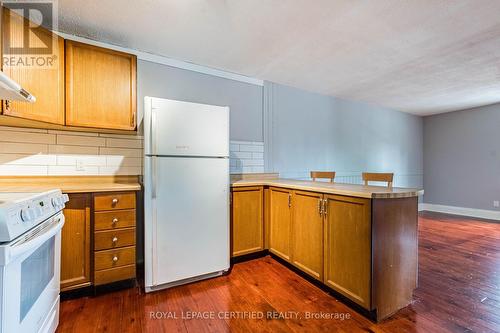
[76,159,85,171]
[494,200,499,208]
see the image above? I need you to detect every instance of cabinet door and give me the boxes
[324,195,371,309]
[231,187,264,257]
[60,193,91,291]
[269,187,292,261]
[1,8,65,124]
[65,40,137,130]
[291,190,324,281]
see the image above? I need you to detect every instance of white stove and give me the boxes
[0,189,68,333]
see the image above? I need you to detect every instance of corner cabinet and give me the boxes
[65,41,137,130]
[1,8,65,124]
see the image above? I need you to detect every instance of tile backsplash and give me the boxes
[0,126,143,176]
[0,126,263,176]
[230,140,264,174]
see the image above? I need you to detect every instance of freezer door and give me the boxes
[145,97,229,157]
[144,156,229,287]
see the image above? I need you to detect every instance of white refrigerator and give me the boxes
[143,96,230,292]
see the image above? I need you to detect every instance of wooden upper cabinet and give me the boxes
[65,40,137,130]
[291,190,324,281]
[231,187,264,257]
[61,193,91,291]
[268,187,292,261]
[1,8,65,124]
[324,194,372,309]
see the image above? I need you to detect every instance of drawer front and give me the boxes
[94,228,136,251]
[94,192,136,211]
[94,246,136,270]
[94,264,136,286]
[94,209,136,231]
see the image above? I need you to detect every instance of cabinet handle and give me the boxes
[112,198,119,205]
[112,236,118,243]
[323,199,327,215]
[112,256,119,262]
[288,193,292,208]
[318,198,322,216]
[112,218,119,225]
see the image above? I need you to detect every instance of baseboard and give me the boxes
[419,203,500,221]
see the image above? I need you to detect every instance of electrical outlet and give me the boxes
[76,159,85,171]
[494,201,499,208]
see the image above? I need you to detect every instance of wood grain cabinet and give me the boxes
[65,40,137,130]
[291,190,324,281]
[324,195,372,309]
[1,8,65,124]
[268,187,292,261]
[93,192,137,285]
[60,194,91,291]
[231,186,264,257]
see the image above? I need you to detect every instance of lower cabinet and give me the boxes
[291,190,324,281]
[60,194,91,291]
[268,187,292,261]
[324,194,372,309]
[231,186,373,310]
[231,186,264,257]
[60,191,137,291]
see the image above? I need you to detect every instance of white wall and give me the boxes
[265,83,424,187]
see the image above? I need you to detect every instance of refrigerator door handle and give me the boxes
[151,108,157,155]
[152,156,158,199]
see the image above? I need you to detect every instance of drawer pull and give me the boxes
[112,218,119,225]
[112,236,118,243]
[112,198,119,205]
[112,256,119,262]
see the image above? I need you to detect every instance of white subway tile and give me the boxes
[99,133,143,140]
[229,140,250,145]
[230,151,252,159]
[0,131,55,144]
[57,135,106,147]
[0,126,47,133]
[106,156,142,167]
[100,147,142,157]
[241,166,254,173]
[239,144,264,152]
[229,144,239,152]
[252,166,265,173]
[0,142,48,154]
[252,152,264,159]
[251,141,264,146]
[48,165,99,175]
[0,154,56,165]
[0,165,48,175]
[48,130,99,136]
[56,155,106,166]
[99,166,142,175]
[240,159,264,167]
[105,138,143,149]
[49,145,99,155]
[230,159,237,167]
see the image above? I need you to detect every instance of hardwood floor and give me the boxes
[57,212,500,333]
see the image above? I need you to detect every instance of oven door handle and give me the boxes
[9,214,65,259]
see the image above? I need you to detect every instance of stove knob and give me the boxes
[21,208,36,222]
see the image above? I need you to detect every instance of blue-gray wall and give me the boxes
[137,60,264,141]
[265,83,423,187]
[424,103,500,210]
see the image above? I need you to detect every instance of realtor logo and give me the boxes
[2,0,58,68]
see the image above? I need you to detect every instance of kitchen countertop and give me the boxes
[231,178,423,199]
[0,175,141,193]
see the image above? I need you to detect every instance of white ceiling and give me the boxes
[56,0,500,115]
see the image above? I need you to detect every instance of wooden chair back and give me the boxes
[362,172,394,187]
[310,171,335,183]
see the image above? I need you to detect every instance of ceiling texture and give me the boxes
[56,0,500,115]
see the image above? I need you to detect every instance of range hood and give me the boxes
[0,71,36,102]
